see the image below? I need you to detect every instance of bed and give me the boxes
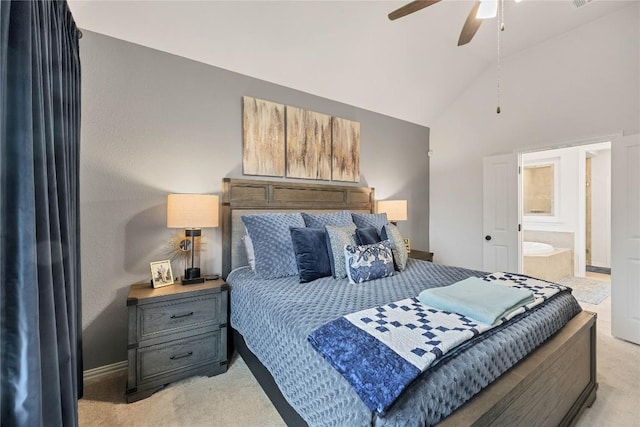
[221,178,597,426]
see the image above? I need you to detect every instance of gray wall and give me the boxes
[80,31,430,369]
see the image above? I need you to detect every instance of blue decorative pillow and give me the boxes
[325,224,357,279]
[344,240,395,284]
[241,213,305,279]
[301,210,353,229]
[351,212,389,232]
[290,227,332,283]
[355,226,381,246]
[381,223,409,271]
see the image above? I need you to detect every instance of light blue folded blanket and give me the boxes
[418,277,535,324]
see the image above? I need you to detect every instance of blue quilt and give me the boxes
[307,272,568,415]
[229,260,582,426]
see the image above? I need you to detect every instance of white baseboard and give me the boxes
[83,360,127,382]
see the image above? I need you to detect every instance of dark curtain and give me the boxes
[1,1,82,426]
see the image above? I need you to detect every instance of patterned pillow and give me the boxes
[344,240,395,284]
[355,226,381,246]
[325,224,357,279]
[290,227,332,283]
[301,210,353,229]
[241,213,305,279]
[351,212,389,232]
[381,223,409,271]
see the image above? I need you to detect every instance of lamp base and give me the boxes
[182,267,204,285]
[182,276,205,285]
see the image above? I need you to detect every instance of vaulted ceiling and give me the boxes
[68,0,633,127]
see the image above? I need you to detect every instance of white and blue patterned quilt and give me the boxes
[307,272,567,415]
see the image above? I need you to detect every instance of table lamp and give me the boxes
[377,200,407,225]
[167,194,219,285]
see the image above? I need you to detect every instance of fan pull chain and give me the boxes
[496,0,503,114]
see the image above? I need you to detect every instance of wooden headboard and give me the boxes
[221,178,375,278]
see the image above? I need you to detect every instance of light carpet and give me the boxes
[557,276,611,305]
[79,297,639,427]
[79,356,285,427]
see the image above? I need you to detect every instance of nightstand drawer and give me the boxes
[138,329,224,385]
[137,293,225,342]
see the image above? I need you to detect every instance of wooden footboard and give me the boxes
[234,311,596,427]
[440,310,597,426]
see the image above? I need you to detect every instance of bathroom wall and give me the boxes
[590,149,611,268]
[523,165,554,215]
[522,141,611,276]
[522,147,576,233]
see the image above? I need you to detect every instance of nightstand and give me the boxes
[408,250,434,262]
[125,279,228,403]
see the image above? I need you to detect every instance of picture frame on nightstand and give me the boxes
[403,238,411,253]
[150,260,174,288]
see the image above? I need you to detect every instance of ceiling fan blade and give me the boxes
[388,0,442,21]
[457,1,483,46]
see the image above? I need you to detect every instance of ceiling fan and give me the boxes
[388,0,516,46]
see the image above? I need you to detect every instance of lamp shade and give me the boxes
[167,194,219,228]
[377,200,407,222]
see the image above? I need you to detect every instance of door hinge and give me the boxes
[518,166,522,174]
[518,224,521,232]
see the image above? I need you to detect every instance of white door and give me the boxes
[611,133,640,344]
[483,154,519,273]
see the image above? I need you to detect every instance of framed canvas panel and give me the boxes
[243,96,285,177]
[286,106,332,180]
[332,117,360,183]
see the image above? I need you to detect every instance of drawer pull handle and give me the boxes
[170,351,193,360]
[170,312,194,319]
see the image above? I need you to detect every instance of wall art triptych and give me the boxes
[242,97,286,177]
[242,96,360,183]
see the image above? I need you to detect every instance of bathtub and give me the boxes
[523,241,555,256]
[523,241,573,282]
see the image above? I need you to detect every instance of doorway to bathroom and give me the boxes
[520,140,611,302]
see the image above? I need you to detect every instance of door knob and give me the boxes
[485,235,492,241]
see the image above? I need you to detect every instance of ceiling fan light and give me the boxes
[514,0,523,3]
[476,0,498,19]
